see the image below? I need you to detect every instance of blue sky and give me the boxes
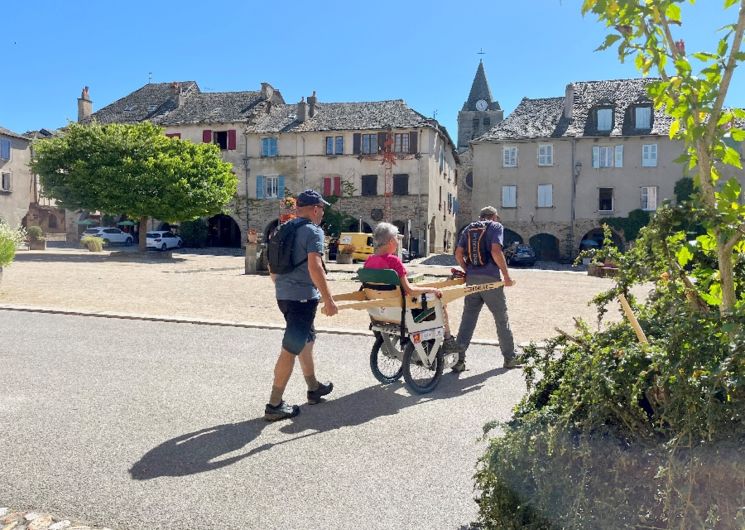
[3,1,743,139]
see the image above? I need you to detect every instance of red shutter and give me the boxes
[202,130,212,143]
[166,132,181,139]
[323,177,331,196]
[333,176,341,196]
[227,129,237,150]
[409,131,418,153]
[353,133,361,154]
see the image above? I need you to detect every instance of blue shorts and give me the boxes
[277,299,318,355]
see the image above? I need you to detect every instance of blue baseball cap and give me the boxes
[296,189,331,207]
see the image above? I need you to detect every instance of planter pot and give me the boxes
[336,253,353,264]
[29,239,46,250]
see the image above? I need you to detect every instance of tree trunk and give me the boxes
[718,236,737,314]
[139,215,148,252]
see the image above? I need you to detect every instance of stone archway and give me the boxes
[503,228,523,247]
[207,214,241,247]
[529,233,561,261]
[578,227,625,253]
[345,220,372,233]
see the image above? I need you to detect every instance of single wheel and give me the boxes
[402,339,444,394]
[161,243,167,251]
[370,332,404,384]
[125,237,133,246]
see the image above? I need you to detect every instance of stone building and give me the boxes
[0,126,33,229]
[456,61,503,231]
[471,78,701,261]
[77,82,459,253]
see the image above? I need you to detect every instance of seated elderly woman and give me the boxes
[364,222,462,354]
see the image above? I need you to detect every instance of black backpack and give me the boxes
[464,221,493,267]
[267,218,311,274]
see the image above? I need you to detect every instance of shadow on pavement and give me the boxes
[129,368,505,480]
[13,250,186,264]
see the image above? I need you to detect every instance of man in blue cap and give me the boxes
[264,189,339,421]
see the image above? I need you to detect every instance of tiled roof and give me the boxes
[250,100,432,133]
[87,81,199,124]
[157,91,267,126]
[478,78,673,142]
[0,126,30,141]
[463,61,500,111]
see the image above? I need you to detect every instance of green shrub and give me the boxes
[81,235,103,252]
[0,222,26,267]
[179,219,208,248]
[26,225,45,241]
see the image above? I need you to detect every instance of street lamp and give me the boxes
[574,160,583,177]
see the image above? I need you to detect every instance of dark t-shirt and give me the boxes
[274,219,325,301]
[457,220,504,278]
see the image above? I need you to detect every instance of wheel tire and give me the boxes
[161,243,167,251]
[370,332,404,384]
[102,239,110,246]
[125,237,133,246]
[402,339,444,394]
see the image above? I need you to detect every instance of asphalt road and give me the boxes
[0,311,526,530]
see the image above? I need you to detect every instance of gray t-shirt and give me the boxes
[274,219,325,301]
[457,220,504,278]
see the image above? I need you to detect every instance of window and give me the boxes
[361,134,378,154]
[0,139,10,161]
[597,108,613,131]
[325,136,344,155]
[165,132,181,139]
[393,174,409,195]
[503,146,518,167]
[265,176,279,198]
[323,176,341,196]
[1,172,11,192]
[255,175,285,199]
[213,131,228,150]
[204,129,236,150]
[502,185,517,208]
[599,188,614,212]
[261,137,278,157]
[361,175,377,196]
[472,118,479,130]
[538,144,553,166]
[641,186,658,211]
[483,117,491,128]
[438,186,442,210]
[393,133,409,154]
[635,106,652,129]
[439,146,445,172]
[642,144,658,167]
[537,184,553,207]
[592,145,622,168]
[447,192,453,213]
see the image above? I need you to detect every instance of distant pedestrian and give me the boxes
[264,189,338,421]
[453,206,519,372]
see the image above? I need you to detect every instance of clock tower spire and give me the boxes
[457,59,503,150]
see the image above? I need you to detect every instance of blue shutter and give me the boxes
[271,138,278,156]
[278,176,285,199]
[261,138,267,157]
[0,140,10,161]
[256,176,265,199]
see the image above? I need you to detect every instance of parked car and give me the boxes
[505,243,536,266]
[81,227,134,246]
[146,231,183,251]
[401,248,416,262]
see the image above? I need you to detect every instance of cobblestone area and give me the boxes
[1,508,113,530]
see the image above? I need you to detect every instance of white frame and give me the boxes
[641,186,658,211]
[537,144,553,166]
[537,184,553,208]
[502,185,517,208]
[642,144,658,167]
[503,146,518,168]
[265,176,279,198]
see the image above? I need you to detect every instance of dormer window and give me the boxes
[596,107,613,132]
[634,105,652,130]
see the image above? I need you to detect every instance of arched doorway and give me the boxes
[578,227,624,253]
[207,214,241,247]
[503,229,523,247]
[345,220,372,233]
[529,233,560,261]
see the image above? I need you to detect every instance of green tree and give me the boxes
[32,122,237,251]
[583,0,745,313]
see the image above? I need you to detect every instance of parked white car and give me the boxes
[81,227,134,246]
[146,231,182,251]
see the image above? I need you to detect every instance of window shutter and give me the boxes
[277,176,285,199]
[592,146,600,168]
[377,132,386,153]
[256,176,265,199]
[271,138,278,156]
[227,129,237,150]
[615,145,623,167]
[0,140,10,160]
[409,132,418,153]
[353,133,361,154]
[202,130,212,143]
[333,176,341,196]
[323,177,331,196]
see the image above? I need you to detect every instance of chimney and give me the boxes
[308,90,317,118]
[77,86,92,122]
[297,98,307,123]
[261,82,274,101]
[564,83,574,120]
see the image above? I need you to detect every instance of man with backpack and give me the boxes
[264,189,338,421]
[452,206,520,373]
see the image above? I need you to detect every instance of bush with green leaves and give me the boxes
[179,219,208,248]
[0,222,26,268]
[26,225,45,241]
[80,235,103,252]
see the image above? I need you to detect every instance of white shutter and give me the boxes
[592,146,600,168]
[502,185,516,207]
[615,145,624,168]
[538,184,553,207]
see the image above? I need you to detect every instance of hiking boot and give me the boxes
[503,357,524,369]
[264,401,300,422]
[441,336,465,354]
[307,381,334,404]
[451,359,467,373]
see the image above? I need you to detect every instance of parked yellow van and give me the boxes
[339,232,374,262]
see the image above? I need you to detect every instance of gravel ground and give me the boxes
[0,248,647,345]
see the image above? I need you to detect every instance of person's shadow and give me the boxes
[129,368,505,480]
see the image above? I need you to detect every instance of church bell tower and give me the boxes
[457,60,503,150]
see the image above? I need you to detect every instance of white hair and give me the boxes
[372,222,399,249]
